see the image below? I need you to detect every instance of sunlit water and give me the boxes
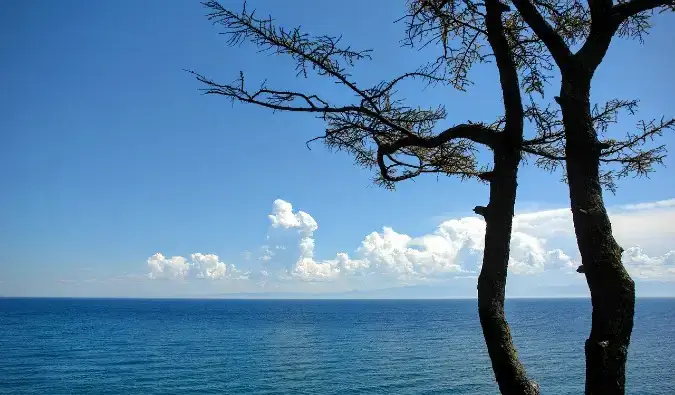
[1,298,673,394]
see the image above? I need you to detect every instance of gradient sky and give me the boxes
[1,0,674,298]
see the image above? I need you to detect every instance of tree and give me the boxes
[502,1,674,393]
[188,1,672,394]
[408,1,673,393]
[189,1,540,393]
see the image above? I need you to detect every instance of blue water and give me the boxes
[0,298,673,394]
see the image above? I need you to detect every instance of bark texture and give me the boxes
[475,2,539,394]
[508,2,639,389]
[559,65,635,395]
[477,145,539,395]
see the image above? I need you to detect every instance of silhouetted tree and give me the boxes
[188,1,672,394]
[189,2,540,392]
[500,1,673,393]
[407,1,673,393]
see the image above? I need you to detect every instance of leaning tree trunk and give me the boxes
[476,143,540,395]
[559,72,636,395]
[475,2,539,393]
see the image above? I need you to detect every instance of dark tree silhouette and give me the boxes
[504,1,674,393]
[189,2,540,392]
[408,1,673,393]
[188,1,672,394]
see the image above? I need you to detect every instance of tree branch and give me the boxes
[588,0,614,21]
[402,0,491,90]
[613,0,675,25]
[510,0,574,68]
[380,123,497,156]
[485,0,524,136]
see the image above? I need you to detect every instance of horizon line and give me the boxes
[2,296,674,300]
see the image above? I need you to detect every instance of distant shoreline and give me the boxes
[2,296,674,300]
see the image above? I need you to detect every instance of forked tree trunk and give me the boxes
[559,71,636,395]
[476,143,540,395]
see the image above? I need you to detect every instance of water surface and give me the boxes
[1,298,673,394]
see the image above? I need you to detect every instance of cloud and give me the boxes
[264,198,673,283]
[265,199,339,281]
[268,199,318,236]
[623,246,675,280]
[147,252,231,280]
[147,253,190,279]
[145,198,675,289]
[617,198,675,211]
[191,253,229,279]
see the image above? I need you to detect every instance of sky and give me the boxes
[1,0,674,298]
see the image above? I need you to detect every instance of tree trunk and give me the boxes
[559,72,635,395]
[477,2,538,393]
[476,143,540,395]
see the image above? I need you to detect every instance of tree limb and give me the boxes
[510,0,574,68]
[613,0,675,25]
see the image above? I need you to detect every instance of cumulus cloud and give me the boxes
[191,253,228,279]
[147,252,231,280]
[268,199,318,236]
[264,200,573,281]
[145,198,675,288]
[265,199,339,281]
[147,253,190,279]
[265,198,673,283]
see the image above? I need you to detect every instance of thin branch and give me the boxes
[613,0,675,25]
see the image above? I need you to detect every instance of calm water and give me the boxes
[0,298,673,394]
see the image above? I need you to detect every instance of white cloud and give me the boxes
[264,198,674,283]
[147,253,190,279]
[623,246,675,280]
[268,199,318,236]
[190,253,228,279]
[292,257,340,281]
[265,199,337,281]
[617,198,675,211]
[145,198,675,289]
[147,252,230,280]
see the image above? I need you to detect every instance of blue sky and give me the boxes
[1,0,674,298]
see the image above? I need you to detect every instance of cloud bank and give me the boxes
[146,198,675,287]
